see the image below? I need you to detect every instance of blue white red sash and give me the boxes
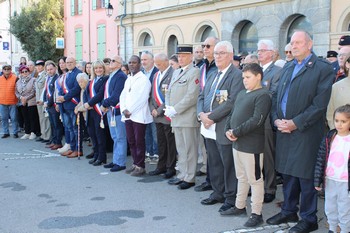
[153,71,171,122]
[104,76,120,109]
[63,73,79,105]
[200,63,207,91]
[89,78,103,116]
[45,76,56,107]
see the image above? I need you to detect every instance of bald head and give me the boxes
[154,53,169,72]
[110,55,123,72]
[66,57,76,71]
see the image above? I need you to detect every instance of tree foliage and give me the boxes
[9,0,64,62]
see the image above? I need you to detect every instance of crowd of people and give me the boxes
[0,30,349,232]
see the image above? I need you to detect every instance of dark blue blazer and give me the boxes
[143,66,159,84]
[84,75,108,114]
[43,74,59,110]
[101,69,127,115]
[60,67,82,110]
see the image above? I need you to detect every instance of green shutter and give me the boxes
[92,0,97,10]
[78,0,82,14]
[71,0,75,16]
[75,28,83,61]
[97,24,106,60]
[104,0,109,8]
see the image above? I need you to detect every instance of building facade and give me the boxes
[112,0,350,61]
[64,0,119,62]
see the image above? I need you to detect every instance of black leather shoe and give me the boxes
[201,198,223,205]
[264,193,276,203]
[86,152,94,159]
[36,137,44,142]
[218,203,234,212]
[1,134,10,139]
[93,160,106,166]
[149,169,166,176]
[13,134,18,138]
[194,182,212,192]
[42,139,50,143]
[289,220,318,233]
[177,181,195,190]
[88,158,97,164]
[196,170,206,176]
[163,170,176,179]
[220,206,247,216]
[266,212,298,225]
[104,162,114,168]
[168,178,183,185]
[110,164,126,172]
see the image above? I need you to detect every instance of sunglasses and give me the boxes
[201,44,211,49]
[285,51,292,54]
[21,70,29,73]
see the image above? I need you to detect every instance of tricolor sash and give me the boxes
[45,76,56,107]
[89,78,103,116]
[153,71,171,122]
[63,73,79,105]
[104,76,120,109]
[199,63,207,91]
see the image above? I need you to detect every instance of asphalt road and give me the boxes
[0,130,328,233]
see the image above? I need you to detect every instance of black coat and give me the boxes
[271,53,334,179]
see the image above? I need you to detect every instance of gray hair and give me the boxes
[215,41,234,53]
[154,53,169,61]
[257,39,275,50]
[141,50,154,59]
[76,72,89,83]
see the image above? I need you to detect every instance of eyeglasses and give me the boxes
[214,51,229,57]
[21,70,29,73]
[285,51,292,54]
[3,68,11,71]
[201,44,212,49]
[257,49,272,53]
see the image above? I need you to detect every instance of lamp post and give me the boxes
[106,3,113,17]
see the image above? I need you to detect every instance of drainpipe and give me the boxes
[119,0,126,61]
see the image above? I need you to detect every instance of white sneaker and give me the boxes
[58,143,70,153]
[29,132,36,140]
[21,134,30,139]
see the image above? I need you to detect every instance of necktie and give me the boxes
[203,71,222,112]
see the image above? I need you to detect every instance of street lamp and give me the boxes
[106,3,114,17]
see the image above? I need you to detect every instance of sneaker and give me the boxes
[125,165,136,174]
[130,166,146,176]
[144,157,151,163]
[149,157,159,165]
[58,143,70,153]
[21,134,30,139]
[244,213,263,227]
[28,132,36,140]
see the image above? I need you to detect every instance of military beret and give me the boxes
[326,50,338,58]
[338,35,350,46]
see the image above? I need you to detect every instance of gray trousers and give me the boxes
[37,105,51,140]
[325,178,350,233]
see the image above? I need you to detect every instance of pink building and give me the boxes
[64,0,119,62]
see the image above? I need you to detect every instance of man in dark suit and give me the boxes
[101,55,128,172]
[267,31,334,233]
[43,62,63,150]
[257,39,282,203]
[57,57,82,158]
[148,53,177,178]
[141,51,159,162]
[197,41,243,214]
[195,36,220,192]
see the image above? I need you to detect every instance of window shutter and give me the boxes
[97,24,106,60]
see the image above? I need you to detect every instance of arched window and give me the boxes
[239,22,258,53]
[348,22,350,31]
[143,33,153,46]
[167,35,178,56]
[201,26,215,42]
[287,16,313,43]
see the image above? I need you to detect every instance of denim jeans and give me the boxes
[62,109,78,151]
[48,108,63,145]
[145,122,158,155]
[107,112,127,166]
[0,104,19,135]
